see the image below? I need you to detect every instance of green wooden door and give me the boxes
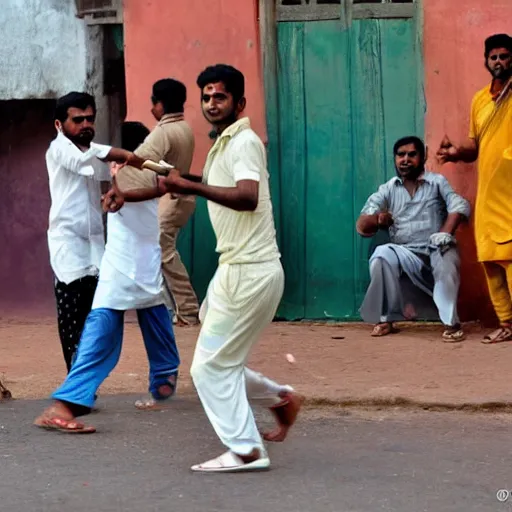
[176,197,218,305]
[273,1,424,320]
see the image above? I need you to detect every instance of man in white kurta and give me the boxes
[46,92,145,372]
[47,93,115,372]
[35,126,180,433]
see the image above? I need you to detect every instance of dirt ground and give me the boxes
[1,315,512,408]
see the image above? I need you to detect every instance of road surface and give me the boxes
[1,396,510,512]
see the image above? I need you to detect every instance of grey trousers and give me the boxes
[360,243,461,327]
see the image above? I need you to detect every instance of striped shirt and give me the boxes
[360,171,470,254]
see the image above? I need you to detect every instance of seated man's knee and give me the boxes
[431,248,460,280]
[369,258,383,277]
[372,244,397,260]
[370,244,399,273]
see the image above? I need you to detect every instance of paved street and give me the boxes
[1,396,511,512]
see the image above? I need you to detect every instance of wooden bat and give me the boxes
[142,161,203,183]
[142,160,174,175]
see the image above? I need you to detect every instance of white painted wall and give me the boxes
[0,0,101,100]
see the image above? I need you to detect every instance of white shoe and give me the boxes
[191,450,270,473]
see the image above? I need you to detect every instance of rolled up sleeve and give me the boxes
[360,184,389,215]
[50,137,111,177]
[89,143,113,181]
[438,175,471,218]
[90,142,112,160]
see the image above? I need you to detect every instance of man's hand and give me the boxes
[102,183,125,213]
[377,212,394,228]
[164,169,189,195]
[436,135,459,164]
[109,162,123,178]
[356,211,393,237]
[429,232,456,254]
[430,232,455,246]
[104,148,144,169]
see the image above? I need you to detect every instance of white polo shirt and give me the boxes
[46,132,111,284]
[203,117,280,265]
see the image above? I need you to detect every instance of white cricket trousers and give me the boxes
[190,259,288,455]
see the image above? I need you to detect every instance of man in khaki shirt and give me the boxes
[134,79,199,325]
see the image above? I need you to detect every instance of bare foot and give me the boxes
[135,375,177,410]
[0,379,12,401]
[238,448,263,464]
[263,391,304,442]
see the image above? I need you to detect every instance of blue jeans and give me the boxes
[53,305,180,408]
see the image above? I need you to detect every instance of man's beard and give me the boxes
[493,68,511,80]
[488,63,512,81]
[65,128,95,147]
[206,108,238,127]
[395,165,423,180]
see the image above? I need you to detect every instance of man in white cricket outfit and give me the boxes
[107,64,303,472]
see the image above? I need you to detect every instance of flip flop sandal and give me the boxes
[482,326,512,344]
[371,323,398,337]
[442,329,466,343]
[34,416,96,434]
[191,450,270,473]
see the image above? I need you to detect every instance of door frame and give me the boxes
[257,0,424,154]
[257,0,425,319]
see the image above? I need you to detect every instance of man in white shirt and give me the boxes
[46,92,143,371]
[35,121,181,433]
[101,65,304,472]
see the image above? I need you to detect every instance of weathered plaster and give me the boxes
[0,0,102,101]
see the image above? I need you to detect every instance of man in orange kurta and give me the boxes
[437,34,512,343]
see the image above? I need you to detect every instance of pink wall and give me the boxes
[424,0,512,325]
[123,0,266,175]
[124,0,510,325]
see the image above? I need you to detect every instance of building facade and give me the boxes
[123,0,512,324]
[0,0,123,313]
[3,0,509,324]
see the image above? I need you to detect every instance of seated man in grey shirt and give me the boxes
[356,136,470,342]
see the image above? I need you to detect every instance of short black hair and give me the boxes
[152,79,187,114]
[120,122,150,152]
[55,92,96,122]
[196,64,245,103]
[393,136,426,161]
[485,33,512,57]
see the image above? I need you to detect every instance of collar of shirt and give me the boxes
[158,113,185,125]
[55,131,87,156]
[216,117,251,141]
[54,131,111,162]
[202,117,251,182]
[391,171,434,186]
[490,76,512,102]
[209,117,251,156]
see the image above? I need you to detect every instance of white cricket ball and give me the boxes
[286,353,296,364]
